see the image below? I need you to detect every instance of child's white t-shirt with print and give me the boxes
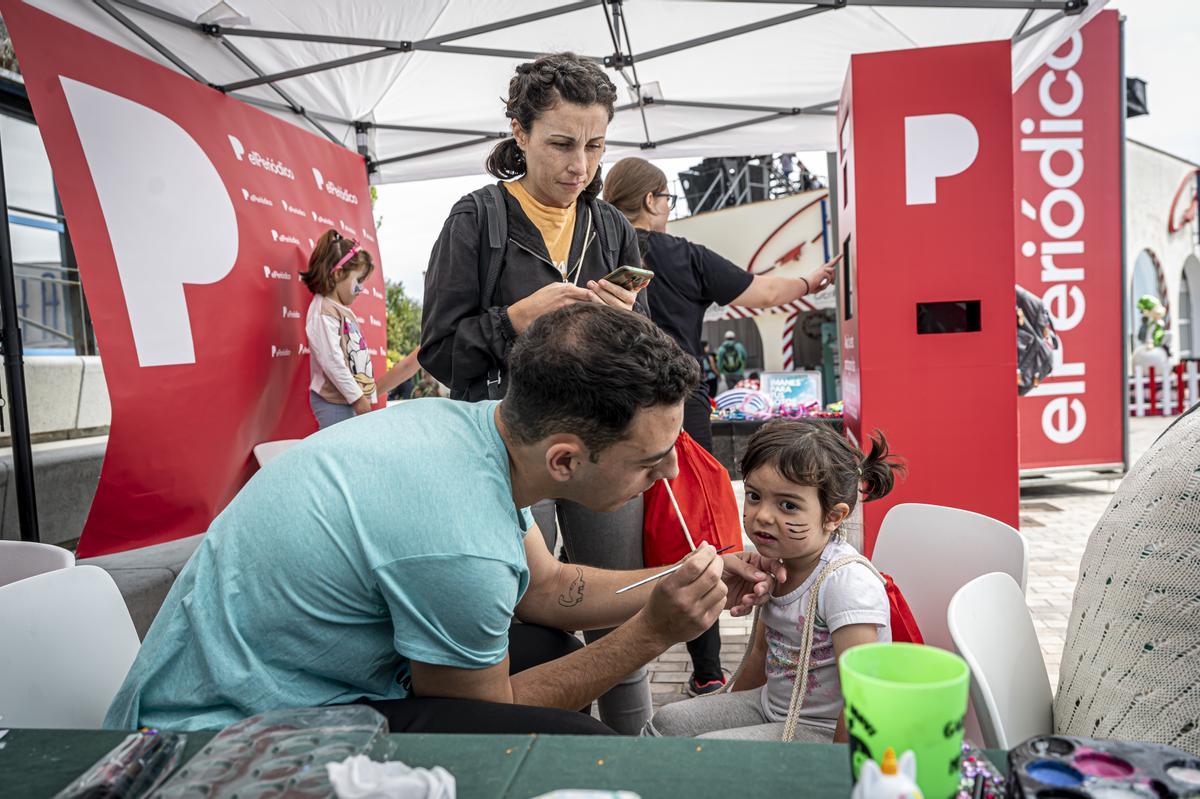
[760,537,891,729]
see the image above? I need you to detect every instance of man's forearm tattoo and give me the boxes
[558,567,585,607]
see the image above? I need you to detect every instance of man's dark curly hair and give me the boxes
[501,304,699,457]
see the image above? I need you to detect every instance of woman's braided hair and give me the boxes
[486,52,618,201]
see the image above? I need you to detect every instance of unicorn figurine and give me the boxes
[851,747,923,799]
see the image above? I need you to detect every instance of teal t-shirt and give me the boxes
[104,399,532,731]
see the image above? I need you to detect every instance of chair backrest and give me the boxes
[252,438,301,467]
[872,503,1028,654]
[948,572,1053,749]
[0,565,140,729]
[0,540,74,587]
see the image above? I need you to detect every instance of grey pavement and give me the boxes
[645,416,1175,709]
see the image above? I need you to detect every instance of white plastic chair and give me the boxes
[0,565,140,728]
[253,438,301,467]
[949,572,1053,749]
[0,540,74,587]
[872,503,1028,655]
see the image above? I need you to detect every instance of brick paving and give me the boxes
[645,416,1174,709]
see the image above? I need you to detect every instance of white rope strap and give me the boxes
[713,554,888,740]
[780,554,885,741]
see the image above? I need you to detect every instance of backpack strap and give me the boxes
[471,184,508,308]
[470,184,508,399]
[719,553,885,743]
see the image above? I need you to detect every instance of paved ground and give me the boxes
[645,416,1174,710]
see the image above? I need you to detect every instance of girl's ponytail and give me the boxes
[300,229,343,295]
[859,429,906,502]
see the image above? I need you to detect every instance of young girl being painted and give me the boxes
[301,230,420,429]
[645,419,904,743]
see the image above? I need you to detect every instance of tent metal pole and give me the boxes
[1014,10,1070,43]
[220,49,404,92]
[636,5,835,62]
[93,0,208,84]
[650,98,836,115]
[228,94,355,127]
[421,1,603,45]
[108,0,199,29]
[651,112,789,148]
[0,135,40,542]
[210,1,602,51]
[1012,8,1036,37]
[605,0,653,147]
[219,39,342,145]
[217,29,409,48]
[825,151,841,253]
[411,44,590,62]
[370,123,509,137]
[826,150,842,368]
[371,136,499,168]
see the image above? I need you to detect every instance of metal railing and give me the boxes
[5,205,95,355]
[677,155,824,217]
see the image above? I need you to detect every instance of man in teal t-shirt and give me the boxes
[106,304,779,734]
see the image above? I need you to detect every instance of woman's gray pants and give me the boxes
[530,497,652,736]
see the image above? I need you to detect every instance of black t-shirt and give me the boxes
[640,230,754,365]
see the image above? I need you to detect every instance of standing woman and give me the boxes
[420,52,643,400]
[604,157,838,695]
[420,53,653,734]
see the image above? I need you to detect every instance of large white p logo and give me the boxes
[61,78,238,366]
[904,114,979,205]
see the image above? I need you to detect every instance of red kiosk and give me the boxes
[836,41,1021,554]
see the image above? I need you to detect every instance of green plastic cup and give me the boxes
[839,643,970,799]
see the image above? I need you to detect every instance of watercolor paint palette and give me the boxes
[1007,735,1200,799]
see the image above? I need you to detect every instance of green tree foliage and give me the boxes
[386,279,421,363]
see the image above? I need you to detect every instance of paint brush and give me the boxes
[661,478,697,551]
[614,545,735,594]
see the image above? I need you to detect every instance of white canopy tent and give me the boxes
[19,0,1103,184]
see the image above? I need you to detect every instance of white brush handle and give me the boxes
[662,478,697,551]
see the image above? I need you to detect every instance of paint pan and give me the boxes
[1007,735,1200,799]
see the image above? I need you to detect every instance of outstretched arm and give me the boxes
[376,347,422,395]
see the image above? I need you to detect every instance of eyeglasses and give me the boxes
[653,192,678,211]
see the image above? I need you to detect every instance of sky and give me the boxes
[373,0,1200,302]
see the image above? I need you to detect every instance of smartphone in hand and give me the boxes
[602,265,655,292]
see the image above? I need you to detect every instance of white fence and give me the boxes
[1129,359,1200,417]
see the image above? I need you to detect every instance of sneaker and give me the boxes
[686,674,727,697]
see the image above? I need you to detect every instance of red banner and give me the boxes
[1014,11,1124,472]
[2,1,387,556]
[838,41,1020,552]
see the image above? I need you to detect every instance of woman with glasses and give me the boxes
[604,156,838,696]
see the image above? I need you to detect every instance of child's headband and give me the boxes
[332,238,362,273]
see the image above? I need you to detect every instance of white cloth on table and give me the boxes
[327,755,455,799]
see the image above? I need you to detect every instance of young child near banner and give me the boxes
[302,230,413,429]
[644,420,904,742]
